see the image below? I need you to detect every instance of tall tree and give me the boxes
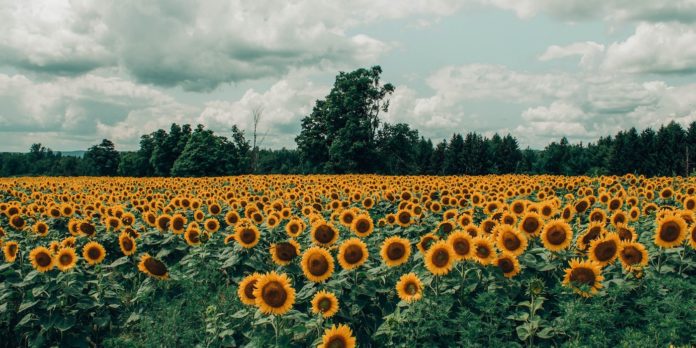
[84,139,120,176]
[376,123,420,174]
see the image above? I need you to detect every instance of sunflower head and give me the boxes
[83,241,106,265]
[351,214,374,237]
[577,221,605,250]
[424,240,455,276]
[417,233,438,254]
[253,271,296,316]
[447,231,473,260]
[311,290,339,318]
[237,273,262,306]
[540,219,573,252]
[618,241,649,272]
[55,247,77,272]
[495,225,528,256]
[380,236,411,267]
[3,241,19,262]
[270,240,301,266]
[654,215,687,248]
[472,236,496,265]
[320,324,356,348]
[395,272,423,303]
[301,246,334,283]
[119,232,137,255]
[495,252,521,278]
[30,246,54,272]
[518,212,543,237]
[562,258,604,297]
[138,253,169,280]
[234,224,261,248]
[311,222,339,247]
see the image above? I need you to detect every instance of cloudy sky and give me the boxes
[1,1,696,152]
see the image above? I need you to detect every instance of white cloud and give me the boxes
[539,42,605,69]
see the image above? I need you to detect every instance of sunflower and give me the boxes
[472,236,496,265]
[119,232,137,255]
[155,214,171,232]
[351,214,374,238]
[79,221,96,237]
[614,223,636,242]
[518,212,543,237]
[225,211,240,226]
[83,241,106,265]
[55,247,77,272]
[495,252,521,278]
[311,222,339,247]
[171,214,187,234]
[9,214,26,230]
[562,258,603,297]
[447,231,473,260]
[33,221,49,237]
[301,246,334,282]
[234,224,261,248]
[61,236,77,248]
[495,225,528,256]
[311,290,339,318]
[577,221,605,250]
[379,236,411,267]
[395,209,413,227]
[3,241,18,262]
[395,272,423,303]
[285,218,305,238]
[237,273,262,306]
[253,271,296,315]
[339,209,356,227]
[270,240,301,266]
[138,253,169,280]
[540,219,573,252]
[588,233,620,267]
[618,241,649,272]
[338,238,369,270]
[690,224,696,249]
[204,218,220,233]
[416,233,438,255]
[654,215,687,248]
[319,324,356,348]
[424,241,455,276]
[589,209,607,224]
[29,246,54,272]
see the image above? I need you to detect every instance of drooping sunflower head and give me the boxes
[301,246,334,283]
[138,253,169,280]
[237,273,262,306]
[3,241,19,262]
[495,252,521,278]
[380,236,411,267]
[82,241,106,265]
[119,232,137,255]
[495,225,528,256]
[253,271,296,316]
[540,219,573,252]
[618,241,649,272]
[311,290,339,318]
[577,221,605,250]
[518,212,543,237]
[270,240,301,266]
[588,233,620,267]
[311,222,339,247]
[395,272,423,303]
[416,233,438,254]
[338,238,368,270]
[424,240,455,276]
[562,258,603,297]
[472,236,496,265]
[654,215,687,248]
[447,231,473,260]
[351,214,374,238]
[320,324,356,348]
[55,247,77,272]
[30,246,54,272]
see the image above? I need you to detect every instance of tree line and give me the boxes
[1,66,694,177]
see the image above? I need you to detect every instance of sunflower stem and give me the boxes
[656,248,664,274]
[434,275,440,297]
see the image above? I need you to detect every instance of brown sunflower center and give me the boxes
[38,224,47,233]
[318,297,331,311]
[342,214,354,224]
[582,227,602,245]
[594,240,618,262]
[289,223,299,234]
[405,282,418,295]
[386,242,406,260]
[660,221,681,242]
[546,226,567,245]
[522,218,539,233]
[172,219,184,230]
[275,243,298,261]
[244,279,258,300]
[261,281,287,308]
[502,232,521,251]
[87,247,102,260]
[431,248,450,267]
[476,245,490,258]
[620,246,643,265]
[617,227,633,241]
[188,230,200,243]
[144,257,168,276]
[570,267,595,285]
[122,237,134,251]
[307,253,329,276]
[355,219,370,233]
[440,222,453,234]
[343,245,364,264]
[240,228,257,244]
[59,253,73,265]
[314,225,335,244]
[397,211,411,224]
[9,244,17,255]
[498,258,514,273]
[327,336,347,348]
[36,251,52,267]
[452,238,470,256]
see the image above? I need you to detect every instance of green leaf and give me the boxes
[55,316,76,331]
[108,256,130,268]
[18,300,39,313]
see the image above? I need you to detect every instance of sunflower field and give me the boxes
[0,175,695,347]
